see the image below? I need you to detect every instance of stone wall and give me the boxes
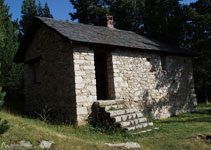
[73,46,97,124]
[24,24,197,123]
[24,25,76,123]
[106,52,116,99]
[112,49,197,119]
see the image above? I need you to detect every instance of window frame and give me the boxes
[26,57,41,84]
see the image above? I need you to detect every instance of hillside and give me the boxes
[0,104,210,150]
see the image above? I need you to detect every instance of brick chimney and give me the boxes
[101,15,114,29]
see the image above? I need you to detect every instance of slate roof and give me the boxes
[14,16,196,63]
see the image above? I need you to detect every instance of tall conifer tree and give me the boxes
[19,0,53,35]
[0,0,23,91]
[43,2,53,18]
[69,0,95,24]
[19,0,37,34]
[37,0,43,16]
[143,0,185,44]
[184,0,211,103]
[0,0,18,134]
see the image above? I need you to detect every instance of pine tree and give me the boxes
[184,0,211,103]
[143,0,185,44]
[0,63,9,134]
[0,0,24,113]
[69,0,95,24]
[42,2,53,18]
[37,0,43,16]
[109,0,144,31]
[19,0,37,34]
[69,0,144,30]
[19,0,53,35]
[0,0,23,92]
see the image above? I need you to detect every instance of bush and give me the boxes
[0,64,9,135]
[0,119,9,134]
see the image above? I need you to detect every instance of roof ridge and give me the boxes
[14,16,197,63]
[35,16,138,33]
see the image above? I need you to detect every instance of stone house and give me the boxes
[14,16,197,127]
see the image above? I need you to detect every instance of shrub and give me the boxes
[0,64,9,134]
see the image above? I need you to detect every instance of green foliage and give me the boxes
[19,0,53,35]
[0,119,9,134]
[0,65,6,108]
[143,0,185,44]
[37,0,53,18]
[183,0,211,103]
[0,63,9,134]
[37,0,43,16]
[109,0,144,31]
[69,0,184,43]
[0,91,6,108]
[70,0,93,24]
[70,0,109,25]
[70,0,144,30]
[43,2,53,18]
[19,0,37,34]
[0,0,23,92]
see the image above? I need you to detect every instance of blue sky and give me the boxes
[5,0,197,22]
[5,0,75,21]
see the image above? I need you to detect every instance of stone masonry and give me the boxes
[73,46,97,123]
[112,49,197,119]
[24,25,77,123]
[23,24,197,124]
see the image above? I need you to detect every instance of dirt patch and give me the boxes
[206,135,211,141]
[195,133,211,143]
[181,133,211,150]
[188,133,211,144]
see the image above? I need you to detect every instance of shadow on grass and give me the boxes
[157,105,211,124]
[196,108,211,115]
[160,116,211,124]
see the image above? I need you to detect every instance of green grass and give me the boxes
[0,104,211,150]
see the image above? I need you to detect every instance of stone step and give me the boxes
[93,99,153,131]
[108,108,137,117]
[96,100,124,107]
[113,113,143,122]
[108,109,126,117]
[119,118,148,127]
[125,122,154,130]
[105,104,126,111]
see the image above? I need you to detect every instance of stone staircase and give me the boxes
[92,100,153,130]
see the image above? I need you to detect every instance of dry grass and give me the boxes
[0,103,210,150]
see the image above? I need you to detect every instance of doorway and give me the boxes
[94,51,108,100]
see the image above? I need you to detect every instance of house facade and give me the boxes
[15,17,197,124]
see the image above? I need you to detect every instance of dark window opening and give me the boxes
[29,61,41,84]
[161,56,167,71]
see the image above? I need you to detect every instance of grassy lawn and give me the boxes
[0,104,210,150]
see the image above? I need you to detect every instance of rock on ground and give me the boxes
[39,140,54,149]
[105,142,141,149]
[19,140,33,148]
